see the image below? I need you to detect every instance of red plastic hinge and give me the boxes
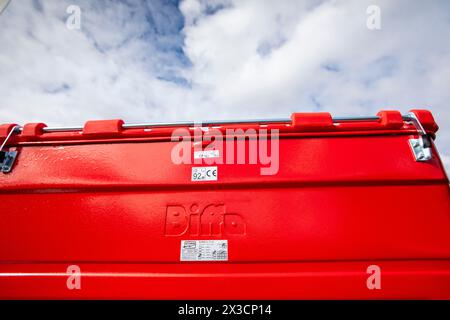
[409,109,439,133]
[377,110,404,129]
[0,124,19,138]
[21,123,47,138]
[83,119,124,137]
[290,112,334,131]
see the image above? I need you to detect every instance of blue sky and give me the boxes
[0,0,449,171]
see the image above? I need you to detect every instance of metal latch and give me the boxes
[0,126,20,173]
[406,112,432,162]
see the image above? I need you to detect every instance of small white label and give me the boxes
[180,240,228,261]
[191,166,218,181]
[194,149,220,159]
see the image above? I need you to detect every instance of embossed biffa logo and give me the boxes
[165,203,246,236]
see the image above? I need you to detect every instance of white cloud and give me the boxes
[0,0,449,172]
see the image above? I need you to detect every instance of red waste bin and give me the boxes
[0,109,449,299]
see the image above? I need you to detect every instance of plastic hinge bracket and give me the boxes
[0,126,20,173]
[0,150,18,173]
[406,112,432,162]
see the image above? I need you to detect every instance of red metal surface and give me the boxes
[0,110,449,299]
[83,119,124,137]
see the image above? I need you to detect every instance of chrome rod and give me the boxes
[38,114,415,133]
[42,126,83,132]
[333,116,380,122]
[122,116,385,129]
[122,118,291,129]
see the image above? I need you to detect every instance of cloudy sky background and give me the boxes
[0,0,449,172]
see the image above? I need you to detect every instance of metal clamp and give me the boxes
[0,126,20,173]
[406,112,432,162]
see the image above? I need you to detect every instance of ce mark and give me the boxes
[206,168,217,177]
[191,166,218,181]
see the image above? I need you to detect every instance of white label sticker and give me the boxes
[194,149,220,159]
[180,240,228,261]
[191,166,218,181]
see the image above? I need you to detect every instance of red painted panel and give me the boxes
[0,261,449,299]
[0,136,446,190]
[0,184,449,263]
